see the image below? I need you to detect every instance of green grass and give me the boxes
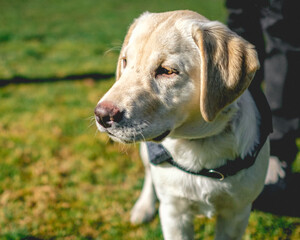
[0,0,226,79]
[1,79,299,240]
[0,0,299,239]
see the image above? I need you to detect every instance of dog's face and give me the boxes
[95,11,259,143]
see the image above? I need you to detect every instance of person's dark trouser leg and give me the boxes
[261,0,300,166]
[254,0,300,216]
[226,0,300,216]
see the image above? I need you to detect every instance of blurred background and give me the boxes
[0,0,299,239]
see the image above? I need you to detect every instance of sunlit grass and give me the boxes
[0,0,226,79]
[0,79,150,239]
[1,79,299,240]
[0,0,299,239]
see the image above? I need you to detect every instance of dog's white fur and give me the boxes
[95,11,269,240]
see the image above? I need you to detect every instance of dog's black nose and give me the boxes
[94,101,124,128]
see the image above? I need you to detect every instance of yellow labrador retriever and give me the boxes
[95,10,271,240]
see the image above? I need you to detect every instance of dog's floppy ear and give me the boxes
[192,21,260,122]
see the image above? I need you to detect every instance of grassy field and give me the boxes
[0,0,226,80]
[0,0,299,239]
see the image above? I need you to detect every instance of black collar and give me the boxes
[147,88,273,181]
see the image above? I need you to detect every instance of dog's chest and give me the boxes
[148,138,239,216]
[150,163,233,216]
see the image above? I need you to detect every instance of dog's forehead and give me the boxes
[129,15,181,49]
[124,12,197,64]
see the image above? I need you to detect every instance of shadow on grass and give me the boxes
[0,73,115,87]
[253,173,300,218]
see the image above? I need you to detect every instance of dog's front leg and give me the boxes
[131,142,157,224]
[159,201,194,240]
[215,204,251,240]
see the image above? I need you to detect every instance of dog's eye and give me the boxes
[121,57,127,69]
[156,66,178,77]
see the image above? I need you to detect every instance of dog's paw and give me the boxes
[130,199,156,224]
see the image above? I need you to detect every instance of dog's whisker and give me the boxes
[118,142,129,155]
[93,129,100,138]
[88,121,96,130]
[104,136,110,145]
[142,132,147,142]
[104,46,122,56]
[137,125,147,142]
[132,129,137,148]
[119,143,126,154]
[84,115,95,122]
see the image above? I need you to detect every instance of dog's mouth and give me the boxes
[152,130,171,142]
[106,129,171,143]
[106,131,132,144]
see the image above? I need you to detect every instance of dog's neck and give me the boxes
[162,91,260,170]
[169,105,237,140]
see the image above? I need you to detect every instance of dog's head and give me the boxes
[95,10,259,143]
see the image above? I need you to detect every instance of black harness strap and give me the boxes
[147,88,273,180]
